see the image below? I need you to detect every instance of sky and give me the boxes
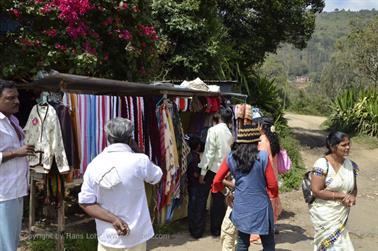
[324,0,378,12]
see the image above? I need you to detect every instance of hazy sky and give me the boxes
[324,0,378,11]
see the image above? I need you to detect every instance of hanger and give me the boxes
[37,91,49,106]
[156,93,168,107]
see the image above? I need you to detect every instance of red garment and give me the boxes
[211,155,278,198]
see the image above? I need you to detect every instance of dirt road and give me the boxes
[148,113,378,251]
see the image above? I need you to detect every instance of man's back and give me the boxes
[79,143,162,248]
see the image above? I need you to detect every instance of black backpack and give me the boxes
[301,158,329,204]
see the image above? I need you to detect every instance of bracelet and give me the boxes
[222,187,231,196]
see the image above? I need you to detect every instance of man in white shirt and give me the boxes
[0,80,35,251]
[79,117,162,251]
[197,108,233,237]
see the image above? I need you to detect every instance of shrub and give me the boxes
[328,87,378,137]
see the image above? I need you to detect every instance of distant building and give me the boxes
[295,75,310,84]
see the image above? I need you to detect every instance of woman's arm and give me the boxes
[311,175,346,201]
[211,157,229,193]
[265,159,278,198]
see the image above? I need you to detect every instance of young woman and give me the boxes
[250,117,282,244]
[213,124,278,251]
[310,131,358,251]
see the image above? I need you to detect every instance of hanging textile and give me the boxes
[24,104,70,174]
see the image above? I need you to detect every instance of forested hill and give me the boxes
[262,10,378,83]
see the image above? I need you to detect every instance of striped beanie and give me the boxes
[236,125,261,144]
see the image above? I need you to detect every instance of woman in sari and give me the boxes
[310,131,358,251]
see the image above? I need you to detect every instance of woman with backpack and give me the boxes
[309,131,358,250]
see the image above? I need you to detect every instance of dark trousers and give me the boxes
[188,185,203,238]
[197,171,226,236]
[237,230,275,251]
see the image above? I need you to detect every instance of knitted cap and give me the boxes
[236,125,261,143]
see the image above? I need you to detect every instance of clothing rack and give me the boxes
[20,72,247,251]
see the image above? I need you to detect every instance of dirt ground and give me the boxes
[148,113,378,251]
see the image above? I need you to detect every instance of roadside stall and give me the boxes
[17,72,247,250]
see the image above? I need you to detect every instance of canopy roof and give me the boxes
[19,72,247,98]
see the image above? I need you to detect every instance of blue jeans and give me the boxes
[0,197,24,251]
[237,230,275,251]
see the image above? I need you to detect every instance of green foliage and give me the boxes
[153,0,324,80]
[0,0,159,81]
[262,10,378,85]
[286,87,331,115]
[241,73,284,121]
[328,88,378,137]
[152,0,230,79]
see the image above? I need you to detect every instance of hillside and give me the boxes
[262,10,378,83]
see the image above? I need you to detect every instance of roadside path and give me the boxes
[148,113,378,250]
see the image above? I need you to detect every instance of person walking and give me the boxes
[0,80,35,251]
[310,131,358,251]
[78,117,162,251]
[197,108,233,236]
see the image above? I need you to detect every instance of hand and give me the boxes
[225,193,234,208]
[198,175,205,184]
[15,144,35,157]
[112,217,130,236]
[342,194,356,207]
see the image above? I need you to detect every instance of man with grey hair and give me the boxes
[79,117,162,251]
[0,80,34,251]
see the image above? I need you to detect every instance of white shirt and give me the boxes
[0,112,29,202]
[198,123,233,176]
[78,143,162,248]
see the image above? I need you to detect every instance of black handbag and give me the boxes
[301,158,329,204]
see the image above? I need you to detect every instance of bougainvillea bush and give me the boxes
[0,0,159,81]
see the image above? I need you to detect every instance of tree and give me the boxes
[349,16,378,85]
[320,15,378,97]
[152,0,231,80]
[0,0,159,81]
[153,0,324,80]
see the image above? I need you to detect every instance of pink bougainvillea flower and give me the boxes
[55,43,67,51]
[138,25,159,41]
[55,0,93,23]
[104,52,109,61]
[119,2,128,10]
[66,22,88,39]
[83,41,97,55]
[34,0,44,4]
[102,17,113,26]
[9,8,21,18]
[34,40,41,47]
[118,29,132,41]
[43,28,57,37]
[20,38,34,47]
[40,3,52,14]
